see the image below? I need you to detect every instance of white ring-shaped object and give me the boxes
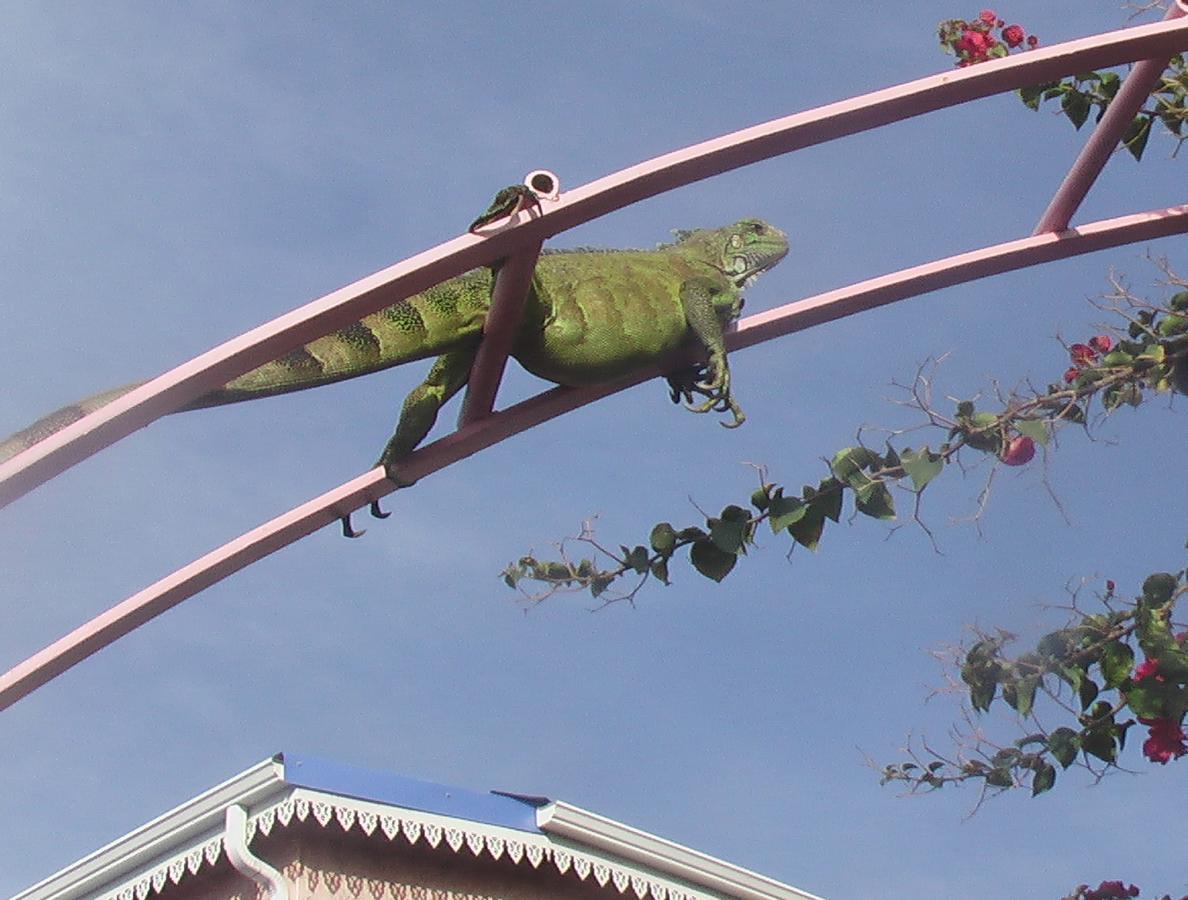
[523,169,560,201]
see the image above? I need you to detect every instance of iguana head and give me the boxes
[675,219,789,289]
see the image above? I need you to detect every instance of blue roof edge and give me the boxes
[277,752,546,833]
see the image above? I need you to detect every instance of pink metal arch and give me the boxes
[2,202,1185,711]
[2,12,1187,710]
[1,14,1185,511]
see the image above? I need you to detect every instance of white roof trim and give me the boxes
[14,757,285,900]
[537,801,823,900]
[14,758,821,900]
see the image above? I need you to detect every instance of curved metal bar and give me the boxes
[2,202,1185,711]
[2,16,1186,511]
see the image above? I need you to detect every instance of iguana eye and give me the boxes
[748,222,765,234]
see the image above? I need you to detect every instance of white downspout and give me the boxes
[223,804,290,900]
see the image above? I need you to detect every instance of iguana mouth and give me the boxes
[731,246,788,288]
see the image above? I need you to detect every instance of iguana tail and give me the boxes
[0,384,146,464]
[0,267,496,465]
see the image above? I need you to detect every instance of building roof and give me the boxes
[14,752,822,900]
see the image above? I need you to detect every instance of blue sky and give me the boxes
[1,3,1185,897]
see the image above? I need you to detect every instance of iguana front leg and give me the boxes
[377,344,478,484]
[672,276,745,428]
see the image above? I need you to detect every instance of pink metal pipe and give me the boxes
[458,240,545,425]
[3,202,1185,712]
[2,16,1186,511]
[1034,4,1186,235]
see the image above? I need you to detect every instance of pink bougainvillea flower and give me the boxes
[956,29,990,55]
[1088,334,1113,354]
[979,9,997,24]
[1140,717,1187,764]
[1085,882,1141,900]
[1133,658,1163,682]
[1106,579,1116,592]
[1069,343,1098,366]
[1000,435,1035,466]
[1002,24,1025,47]
[1027,34,1039,48]
[1063,366,1081,384]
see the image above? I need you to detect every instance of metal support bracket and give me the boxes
[458,171,558,425]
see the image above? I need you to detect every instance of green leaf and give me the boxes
[955,400,975,419]
[649,523,677,554]
[677,526,707,542]
[710,506,752,555]
[971,412,998,429]
[1125,681,1170,719]
[1100,641,1135,689]
[1078,676,1100,711]
[1142,572,1178,604]
[1017,84,1044,111]
[1014,419,1049,446]
[590,575,614,598]
[984,768,1013,788]
[830,446,879,482]
[788,507,827,552]
[1037,630,1074,661]
[690,539,736,582]
[1057,664,1084,694]
[768,494,807,533]
[650,558,670,585]
[625,545,650,575]
[749,487,771,512]
[1101,350,1134,367]
[1062,90,1091,129]
[1048,727,1080,768]
[900,447,944,491]
[1123,114,1152,161]
[831,448,882,494]
[1081,729,1117,764]
[969,679,996,714]
[815,479,844,522]
[1010,676,1038,718]
[1031,763,1056,796]
[855,482,896,520]
[1138,343,1166,364]
[992,748,1022,768]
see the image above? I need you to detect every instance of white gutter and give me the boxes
[224,804,289,899]
[13,756,285,900]
[536,802,823,900]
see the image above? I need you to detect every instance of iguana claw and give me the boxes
[341,512,366,539]
[369,499,390,519]
[664,358,746,428]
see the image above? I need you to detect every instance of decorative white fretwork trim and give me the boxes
[98,789,716,900]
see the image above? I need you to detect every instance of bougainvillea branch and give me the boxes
[880,567,1187,800]
[502,286,1188,605]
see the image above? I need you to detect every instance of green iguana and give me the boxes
[0,208,789,504]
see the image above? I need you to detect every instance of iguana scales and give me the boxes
[0,212,789,494]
